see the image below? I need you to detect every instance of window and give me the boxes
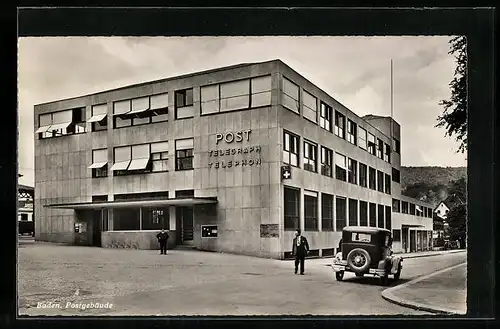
[89,149,108,178]
[284,187,300,230]
[347,158,357,184]
[321,193,334,231]
[90,104,108,131]
[335,197,346,231]
[282,77,300,113]
[251,75,272,108]
[128,97,151,126]
[393,229,401,242]
[347,120,357,145]
[21,214,28,221]
[319,102,332,132]
[392,199,400,213]
[36,109,77,138]
[175,138,194,171]
[113,100,132,128]
[358,127,367,150]
[369,203,377,227]
[112,94,169,128]
[283,131,299,167]
[334,111,345,139]
[201,84,220,115]
[377,170,384,192]
[410,203,416,215]
[348,199,358,226]
[359,201,368,226]
[175,89,194,119]
[384,143,391,163]
[402,201,409,214]
[416,205,424,217]
[303,140,317,172]
[142,208,169,230]
[36,113,54,138]
[385,174,391,194]
[392,168,401,183]
[377,138,384,159]
[359,163,367,187]
[385,206,392,230]
[320,146,333,177]
[393,137,401,154]
[68,108,86,134]
[378,204,385,228]
[335,152,347,181]
[368,133,376,155]
[304,191,318,231]
[150,93,169,123]
[220,79,250,112]
[113,208,140,230]
[111,146,131,176]
[302,90,317,123]
[127,144,151,173]
[151,141,169,172]
[368,167,376,190]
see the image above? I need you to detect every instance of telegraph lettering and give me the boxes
[209,159,262,168]
[215,130,252,144]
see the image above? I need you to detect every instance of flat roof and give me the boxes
[44,197,217,210]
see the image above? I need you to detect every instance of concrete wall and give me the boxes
[101,230,177,250]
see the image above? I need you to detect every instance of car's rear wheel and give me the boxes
[335,271,344,281]
[394,263,402,280]
[346,248,371,274]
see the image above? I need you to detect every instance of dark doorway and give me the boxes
[91,209,102,247]
[177,206,194,243]
[402,226,409,253]
[410,230,416,252]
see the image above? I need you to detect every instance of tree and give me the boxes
[447,176,466,204]
[437,36,467,153]
[446,204,466,247]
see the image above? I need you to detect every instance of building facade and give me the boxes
[34,60,433,259]
[18,184,34,235]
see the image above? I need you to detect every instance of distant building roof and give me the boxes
[18,184,34,192]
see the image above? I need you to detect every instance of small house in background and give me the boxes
[434,201,450,220]
[18,183,35,235]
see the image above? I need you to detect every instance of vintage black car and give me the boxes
[332,226,403,286]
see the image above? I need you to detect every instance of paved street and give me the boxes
[18,243,466,316]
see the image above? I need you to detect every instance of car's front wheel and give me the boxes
[335,271,344,281]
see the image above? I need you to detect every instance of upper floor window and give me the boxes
[36,108,86,139]
[347,158,357,184]
[220,79,250,112]
[334,111,345,139]
[368,167,376,190]
[89,149,108,178]
[113,99,132,128]
[347,120,357,145]
[358,127,367,150]
[368,133,376,156]
[392,198,400,213]
[385,173,391,194]
[151,141,169,172]
[302,90,317,123]
[111,144,151,176]
[150,93,169,122]
[335,152,347,181]
[402,201,409,214]
[282,77,300,113]
[303,140,317,172]
[384,143,391,163]
[112,93,169,128]
[377,170,384,192]
[393,137,401,154]
[319,102,332,132]
[410,203,416,215]
[175,89,194,119]
[89,104,108,131]
[392,168,401,183]
[251,75,272,108]
[175,138,194,171]
[377,138,384,159]
[283,130,299,167]
[359,163,368,187]
[320,146,333,177]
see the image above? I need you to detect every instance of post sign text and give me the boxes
[209,129,262,169]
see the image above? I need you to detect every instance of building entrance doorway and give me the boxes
[410,230,416,252]
[176,206,194,244]
[402,226,409,253]
[91,210,102,247]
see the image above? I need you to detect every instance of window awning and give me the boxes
[127,158,150,170]
[88,162,107,169]
[49,122,72,130]
[114,110,132,119]
[110,160,131,171]
[35,125,52,133]
[44,197,218,210]
[88,114,107,123]
[127,107,151,116]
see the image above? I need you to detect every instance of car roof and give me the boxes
[343,226,391,234]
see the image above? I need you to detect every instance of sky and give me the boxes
[17,36,467,187]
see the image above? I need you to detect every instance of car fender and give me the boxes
[390,256,403,273]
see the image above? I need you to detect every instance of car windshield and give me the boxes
[351,232,371,243]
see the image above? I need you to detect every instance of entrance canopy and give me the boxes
[44,197,217,210]
[401,224,426,228]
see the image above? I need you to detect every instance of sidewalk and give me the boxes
[381,262,467,315]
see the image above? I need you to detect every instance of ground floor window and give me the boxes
[369,203,376,227]
[385,205,391,230]
[393,229,401,242]
[321,193,333,231]
[284,186,300,231]
[304,191,318,231]
[378,204,384,228]
[348,199,358,226]
[142,208,170,230]
[335,197,346,231]
[113,208,140,230]
[359,201,368,226]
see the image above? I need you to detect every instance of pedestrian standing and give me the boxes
[156,229,169,255]
[292,229,309,275]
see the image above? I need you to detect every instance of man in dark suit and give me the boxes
[156,229,169,255]
[292,229,309,275]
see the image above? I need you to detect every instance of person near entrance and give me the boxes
[156,229,169,255]
[292,229,309,275]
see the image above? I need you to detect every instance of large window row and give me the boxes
[36,108,86,139]
[283,130,391,195]
[113,93,170,128]
[281,75,394,165]
[392,198,433,218]
[283,186,392,231]
[201,75,272,115]
[88,138,193,177]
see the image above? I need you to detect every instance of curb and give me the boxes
[381,262,467,315]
